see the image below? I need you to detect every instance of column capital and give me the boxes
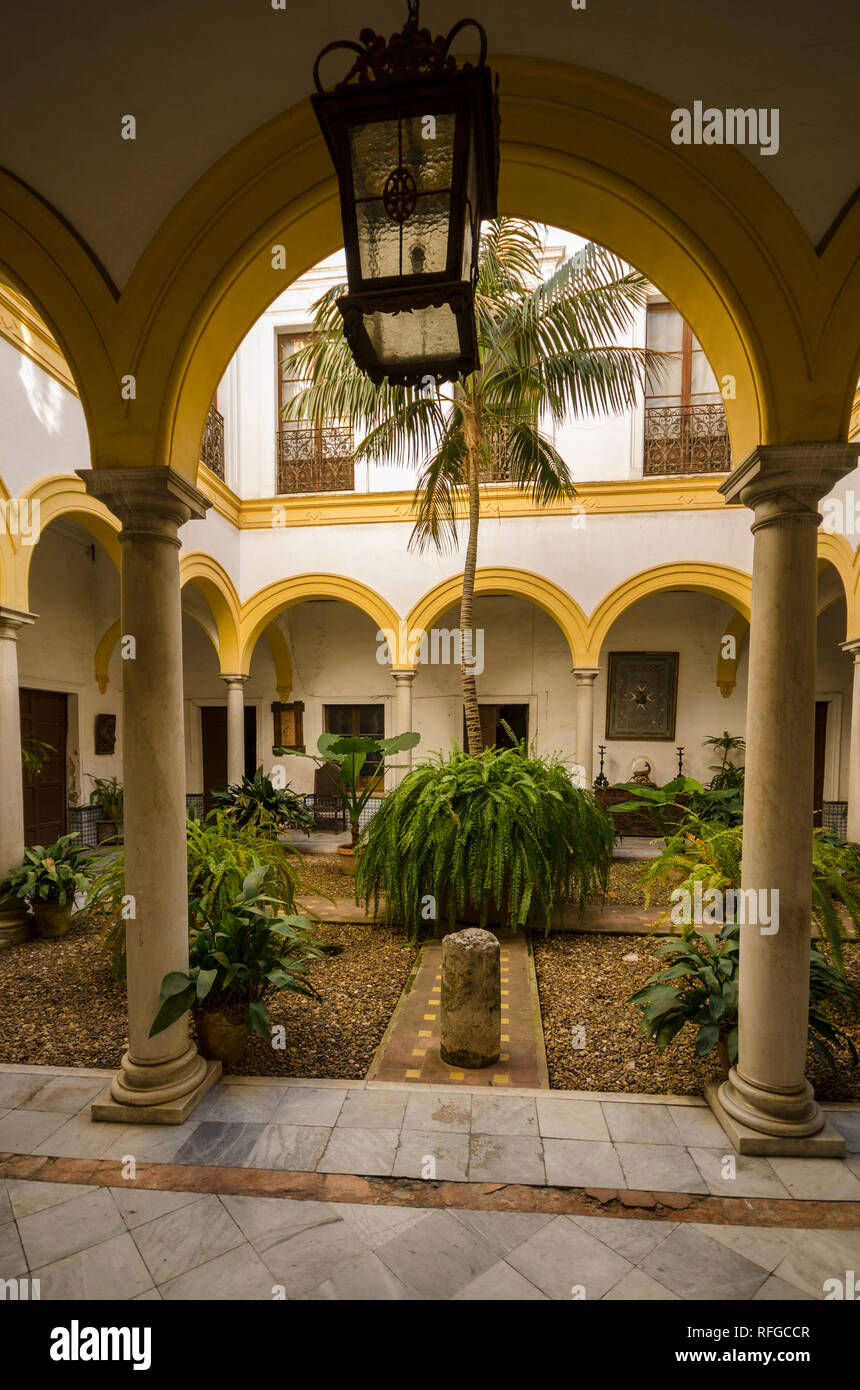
[0,606,36,637]
[572,667,599,683]
[841,639,860,659]
[391,667,417,683]
[719,443,860,516]
[77,466,209,537]
[220,672,250,687]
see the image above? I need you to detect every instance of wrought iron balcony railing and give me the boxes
[277,424,355,495]
[644,401,730,476]
[200,403,225,480]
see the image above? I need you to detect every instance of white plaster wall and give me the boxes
[0,338,89,499]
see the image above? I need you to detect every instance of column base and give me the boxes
[705,1081,846,1157]
[92,1051,222,1126]
[0,901,32,949]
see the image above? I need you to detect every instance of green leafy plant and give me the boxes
[611,775,743,832]
[21,735,54,781]
[88,775,123,823]
[279,731,420,845]
[639,817,860,969]
[355,743,614,940]
[284,219,663,753]
[703,730,746,789]
[630,923,859,1075]
[1,833,92,908]
[211,766,314,834]
[84,811,303,980]
[149,866,324,1042]
[630,921,740,1066]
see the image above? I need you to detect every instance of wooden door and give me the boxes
[812,701,828,828]
[201,705,257,808]
[20,689,67,846]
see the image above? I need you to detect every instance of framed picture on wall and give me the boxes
[606,651,679,741]
[271,701,304,753]
[94,713,117,755]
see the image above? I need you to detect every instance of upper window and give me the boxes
[276,332,355,495]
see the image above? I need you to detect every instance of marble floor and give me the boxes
[1,1065,858,1300]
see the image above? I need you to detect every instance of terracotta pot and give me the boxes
[196,1009,249,1066]
[32,901,73,939]
[337,844,358,876]
[0,895,32,948]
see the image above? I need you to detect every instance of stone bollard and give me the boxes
[440,928,501,1069]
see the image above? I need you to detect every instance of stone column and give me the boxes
[0,607,35,947]
[391,668,416,785]
[707,444,858,1156]
[573,668,599,785]
[80,467,221,1122]
[842,640,860,844]
[221,674,249,786]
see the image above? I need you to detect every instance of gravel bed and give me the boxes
[295,853,352,904]
[534,933,860,1101]
[0,916,417,1080]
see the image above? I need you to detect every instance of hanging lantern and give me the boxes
[311,0,499,386]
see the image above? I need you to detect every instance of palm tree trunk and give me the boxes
[461,413,483,756]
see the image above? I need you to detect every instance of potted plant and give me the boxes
[149,865,324,1066]
[211,766,314,835]
[0,833,92,939]
[278,731,420,875]
[88,775,124,844]
[356,743,614,939]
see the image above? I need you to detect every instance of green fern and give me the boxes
[83,811,303,980]
[355,745,614,942]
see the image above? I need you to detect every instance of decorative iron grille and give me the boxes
[479,420,522,483]
[277,425,355,494]
[644,402,730,476]
[200,403,225,479]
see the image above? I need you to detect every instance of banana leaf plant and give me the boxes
[149,866,324,1042]
[277,731,420,845]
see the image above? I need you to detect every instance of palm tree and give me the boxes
[282,219,660,754]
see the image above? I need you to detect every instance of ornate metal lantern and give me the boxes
[312,0,499,386]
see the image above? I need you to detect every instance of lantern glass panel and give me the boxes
[363,303,461,365]
[354,194,450,280]
[349,111,456,282]
[461,129,479,281]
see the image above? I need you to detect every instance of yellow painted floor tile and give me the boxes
[405,1069,421,1078]
[418,1029,432,1038]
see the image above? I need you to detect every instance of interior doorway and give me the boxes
[201,704,257,808]
[464,703,530,752]
[20,688,68,846]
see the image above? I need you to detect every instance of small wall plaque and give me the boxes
[272,700,304,753]
[95,713,117,755]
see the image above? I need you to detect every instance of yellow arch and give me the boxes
[408,567,588,668]
[178,552,241,671]
[1,58,857,494]
[239,574,400,673]
[716,611,750,700]
[583,562,754,666]
[816,531,855,636]
[0,474,121,611]
[264,622,294,702]
[105,59,860,485]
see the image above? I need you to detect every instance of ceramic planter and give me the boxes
[196,1009,249,1067]
[32,901,73,939]
[96,818,123,845]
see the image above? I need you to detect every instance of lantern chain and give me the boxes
[407,0,420,25]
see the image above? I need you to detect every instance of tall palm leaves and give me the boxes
[283,218,660,753]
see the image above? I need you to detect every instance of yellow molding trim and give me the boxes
[239,573,400,673]
[197,464,241,526]
[232,475,735,531]
[0,284,78,395]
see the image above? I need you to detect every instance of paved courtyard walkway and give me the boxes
[0,1066,858,1300]
[367,931,548,1088]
